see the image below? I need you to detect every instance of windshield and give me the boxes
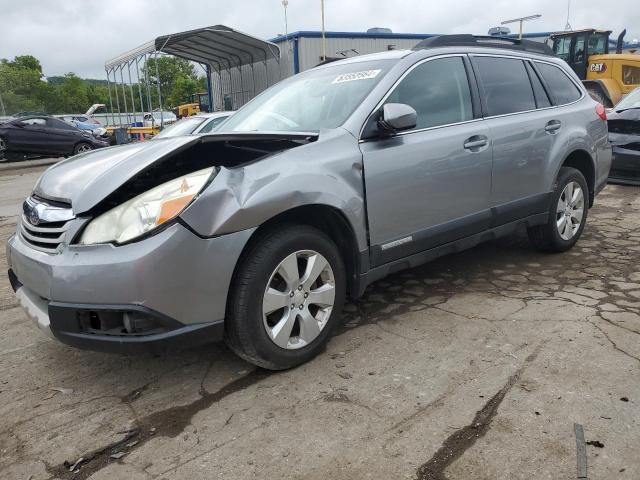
[154,117,206,138]
[615,88,640,111]
[220,60,394,132]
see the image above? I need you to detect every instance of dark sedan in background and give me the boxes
[0,115,109,161]
[608,88,640,185]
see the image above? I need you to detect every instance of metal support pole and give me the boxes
[238,65,245,106]
[320,0,327,61]
[249,62,256,98]
[262,60,269,93]
[112,68,122,127]
[222,68,228,110]
[119,66,130,126]
[105,68,116,127]
[205,64,214,112]
[518,20,523,40]
[143,54,153,125]
[154,52,164,128]
[127,61,136,124]
[135,57,145,117]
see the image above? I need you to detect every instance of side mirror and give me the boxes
[378,103,417,134]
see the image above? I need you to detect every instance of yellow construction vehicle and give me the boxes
[175,92,210,118]
[550,29,640,107]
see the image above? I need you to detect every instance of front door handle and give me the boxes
[463,135,488,151]
[545,120,562,133]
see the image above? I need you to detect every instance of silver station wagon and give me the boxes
[7,35,611,369]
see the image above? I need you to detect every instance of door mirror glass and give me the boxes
[378,103,417,133]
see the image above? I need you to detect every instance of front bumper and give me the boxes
[609,146,640,185]
[6,222,255,353]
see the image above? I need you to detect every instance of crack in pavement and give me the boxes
[45,368,271,480]
[590,319,640,363]
[414,347,541,480]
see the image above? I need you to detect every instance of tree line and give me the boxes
[0,54,207,116]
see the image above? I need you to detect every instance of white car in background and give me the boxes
[61,104,107,125]
[152,112,233,138]
[143,111,177,128]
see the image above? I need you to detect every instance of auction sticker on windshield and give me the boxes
[332,69,381,84]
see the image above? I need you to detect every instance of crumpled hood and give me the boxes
[33,136,199,214]
[33,131,319,215]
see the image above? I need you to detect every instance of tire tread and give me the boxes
[225,224,344,370]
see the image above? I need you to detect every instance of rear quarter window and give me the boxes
[474,57,537,116]
[535,62,582,105]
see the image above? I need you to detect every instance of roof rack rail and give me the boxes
[413,34,554,56]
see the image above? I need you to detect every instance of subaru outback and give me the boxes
[6,35,612,369]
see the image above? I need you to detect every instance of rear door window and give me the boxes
[535,62,582,105]
[20,118,46,126]
[384,56,473,130]
[474,57,536,116]
[47,118,76,130]
[525,62,551,108]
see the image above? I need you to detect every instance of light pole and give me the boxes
[320,0,327,61]
[282,0,290,70]
[501,14,542,40]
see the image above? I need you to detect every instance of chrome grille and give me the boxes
[20,216,70,252]
[20,197,74,253]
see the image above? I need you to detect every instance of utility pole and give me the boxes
[320,0,327,61]
[282,0,289,36]
[501,14,542,40]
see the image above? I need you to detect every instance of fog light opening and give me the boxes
[77,310,168,336]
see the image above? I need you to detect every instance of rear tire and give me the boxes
[225,224,346,370]
[73,142,93,155]
[528,167,589,252]
[0,136,6,160]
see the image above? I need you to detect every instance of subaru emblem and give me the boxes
[29,207,40,225]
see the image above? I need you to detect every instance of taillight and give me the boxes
[595,103,607,121]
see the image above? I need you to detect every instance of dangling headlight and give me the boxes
[79,167,215,245]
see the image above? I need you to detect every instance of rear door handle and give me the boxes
[545,120,562,133]
[463,135,488,151]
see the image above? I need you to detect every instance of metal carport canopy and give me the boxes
[104,25,280,70]
[154,25,280,69]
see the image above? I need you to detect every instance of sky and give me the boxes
[0,0,638,79]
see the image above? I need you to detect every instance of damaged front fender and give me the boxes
[180,129,369,252]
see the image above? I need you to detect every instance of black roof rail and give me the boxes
[413,34,555,56]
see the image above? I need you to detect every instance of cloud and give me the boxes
[0,0,637,78]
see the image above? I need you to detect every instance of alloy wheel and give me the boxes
[262,250,336,350]
[556,181,584,241]
[76,144,92,153]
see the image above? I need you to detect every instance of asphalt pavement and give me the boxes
[1,163,639,479]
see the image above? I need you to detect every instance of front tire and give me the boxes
[528,167,589,252]
[225,224,346,370]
